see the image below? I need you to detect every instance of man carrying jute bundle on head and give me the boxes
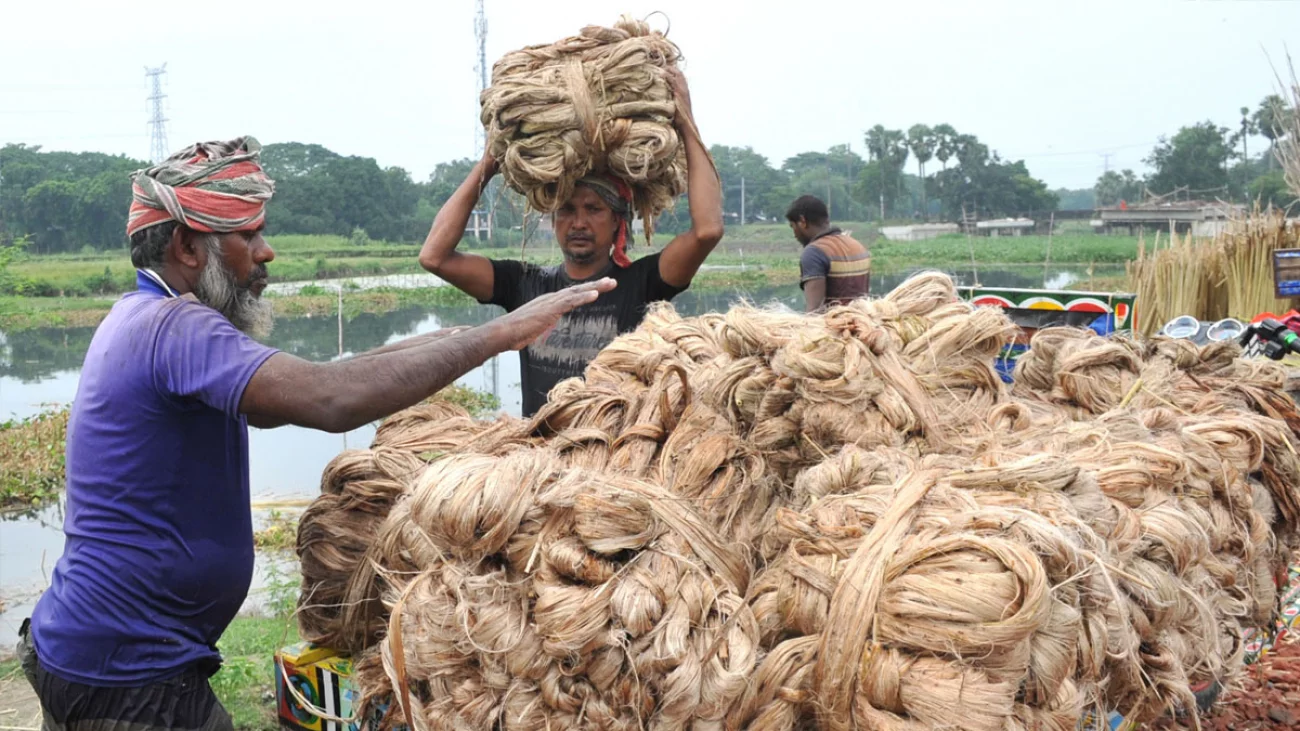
[16,137,612,731]
[420,68,723,417]
[787,194,871,312]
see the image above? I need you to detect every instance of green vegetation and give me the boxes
[253,511,300,552]
[0,230,1142,333]
[3,90,1294,268]
[0,295,118,330]
[0,655,18,680]
[267,284,475,319]
[708,129,1058,225]
[436,382,503,417]
[3,234,428,296]
[872,233,1139,265]
[212,615,302,731]
[0,409,68,512]
[1096,97,1298,208]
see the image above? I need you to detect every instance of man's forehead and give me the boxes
[569,186,605,203]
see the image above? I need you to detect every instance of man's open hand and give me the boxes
[479,150,499,179]
[493,278,617,351]
[666,67,694,129]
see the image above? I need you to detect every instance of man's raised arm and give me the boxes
[658,68,724,289]
[419,153,500,302]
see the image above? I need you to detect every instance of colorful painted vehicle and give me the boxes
[957,286,1138,341]
[956,286,1138,383]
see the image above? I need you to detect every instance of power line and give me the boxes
[0,108,145,115]
[144,64,169,164]
[472,0,499,401]
[473,0,488,159]
[1001,140,1157,160]
[0,85,137,92]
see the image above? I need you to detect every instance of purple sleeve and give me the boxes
[800,245,831,286]
[151,302,280,418]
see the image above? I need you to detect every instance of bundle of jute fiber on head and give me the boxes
[480,15,686,228]
[295,271,1300,730]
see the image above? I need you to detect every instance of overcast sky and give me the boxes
[2,0,1297,191]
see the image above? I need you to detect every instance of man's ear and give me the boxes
[170,226,202,270]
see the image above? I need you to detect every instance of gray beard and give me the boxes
[193,236,274,339]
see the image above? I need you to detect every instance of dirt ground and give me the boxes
[0,672,43,731]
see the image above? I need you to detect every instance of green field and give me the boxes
[210,616,302,731]
[0,228,1140,332]
[6,229,1140,292]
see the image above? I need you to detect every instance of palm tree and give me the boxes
[1254,95,1287,169]
[1238,106,1254,163]
[907,124,935,218]
[884,129,910,217]
[864,126,909,217]
[932,124,957,172]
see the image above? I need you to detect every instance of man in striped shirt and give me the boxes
[786,195,871,311]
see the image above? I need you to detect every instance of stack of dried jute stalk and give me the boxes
[296,271,1300,731]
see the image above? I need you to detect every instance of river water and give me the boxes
[0,263,1121,646]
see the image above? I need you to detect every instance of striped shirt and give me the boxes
[799,229,871,306]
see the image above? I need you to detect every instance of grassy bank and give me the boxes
[0,386,498,514]
[0,229,1142,332]
[0,267,797,332]
[4,230,1141,293]
[212,616,302,731]
[0,410,68,512]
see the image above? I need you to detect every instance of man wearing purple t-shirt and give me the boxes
[15,137,615,731]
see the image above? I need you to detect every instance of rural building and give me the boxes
[975,218,1036,237]
[1091,201,1244,236]
[880,223,960,241]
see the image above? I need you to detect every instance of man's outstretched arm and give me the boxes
[241,279,616,432]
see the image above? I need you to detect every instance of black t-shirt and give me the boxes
[482,253,684,416]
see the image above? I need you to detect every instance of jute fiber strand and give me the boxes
[480,15,687,234]
[297,271,1300,730]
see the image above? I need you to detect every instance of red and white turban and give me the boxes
[126,136,275,237]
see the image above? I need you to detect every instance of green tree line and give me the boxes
[0,143,542,255]
[706,123,1062,225]
[3,93,1296,257]
[1093,95,1297,209]
[0,128,1069,254]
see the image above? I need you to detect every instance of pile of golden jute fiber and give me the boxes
[480,15,686,230]
[295,271,1300,731]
